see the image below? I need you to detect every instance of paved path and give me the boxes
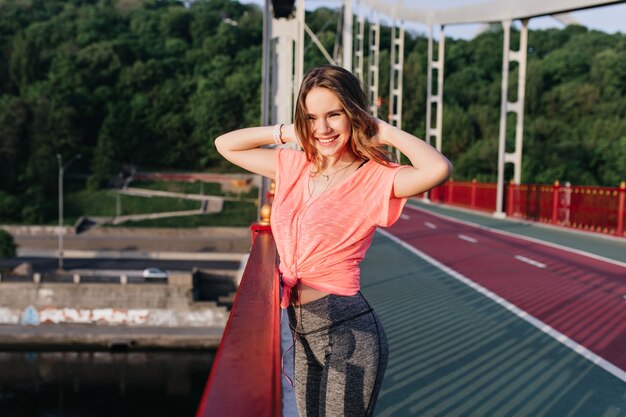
[392,204,626,372]
[409,200,626,262]
[358,201,626,417]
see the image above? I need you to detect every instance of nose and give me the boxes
[316,118,331,134]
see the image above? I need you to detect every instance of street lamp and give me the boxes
[56,153,81,270]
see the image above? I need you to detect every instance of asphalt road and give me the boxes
[14,232,250,253]
[2,226,249,276]
[0,257,240,273]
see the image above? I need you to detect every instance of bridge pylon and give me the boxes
[495,19,528,217]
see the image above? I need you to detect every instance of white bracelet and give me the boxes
[272,123,285,145]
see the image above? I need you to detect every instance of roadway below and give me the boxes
[10,226,252,254]
[1,225,250,276]
[0,257,240,275]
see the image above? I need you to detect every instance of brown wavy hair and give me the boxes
[294,65,392,172]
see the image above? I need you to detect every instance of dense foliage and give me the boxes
[0,229,17,258]
[1,0,625,224]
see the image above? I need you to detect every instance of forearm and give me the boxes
[213,124,298,179]
[214,124,298,153]
[214,126,274,154]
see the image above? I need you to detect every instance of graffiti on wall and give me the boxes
[38,307,150,325]
[0,308,19,324]
[17,306,150,325]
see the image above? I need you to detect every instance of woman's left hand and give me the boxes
[375,120,452,198]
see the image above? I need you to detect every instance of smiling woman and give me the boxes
[214,65,451,417]
[304,88,352,155]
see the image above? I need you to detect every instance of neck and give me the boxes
[323,151,356,171]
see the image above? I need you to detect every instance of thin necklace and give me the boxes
[316,158,357,181]
[307,166,337,198]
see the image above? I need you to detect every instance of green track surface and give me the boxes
[361,231,626,417]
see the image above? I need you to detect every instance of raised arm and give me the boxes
[214,124,298,179]
[376,119,452,198]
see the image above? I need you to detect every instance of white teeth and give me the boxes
[318,136,337,144]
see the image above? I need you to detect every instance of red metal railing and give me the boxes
[429,179,498,213]
[133,172,255,185]
[196,225,281,417]
[428,180,626,238]
[507,181,626,237]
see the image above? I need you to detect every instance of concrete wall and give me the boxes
[0,272,194,310]
[0,270,231,334]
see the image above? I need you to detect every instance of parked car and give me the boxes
[142,268,168,279]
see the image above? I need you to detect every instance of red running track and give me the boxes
[386,205,626,373]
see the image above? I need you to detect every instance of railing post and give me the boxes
[563,181,572,226]
[251,204,272,245]
[252,180,274,245]
[506,180,514,217]
[551,180,560,224]
[471,179,477,208]
[447,179,454,204]
[265,180,275,206]
[430,185,439,202]
[618,181,625,237]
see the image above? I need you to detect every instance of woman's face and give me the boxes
[304,87,353,160]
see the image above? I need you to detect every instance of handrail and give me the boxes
[506,181,626,237]
[196,226,281,417]
[428,180,626,238]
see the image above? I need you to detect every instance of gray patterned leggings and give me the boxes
[287,292,389,417]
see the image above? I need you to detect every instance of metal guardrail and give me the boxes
[430,179,497,213]
[196,225,281,417]
[429,180,626,238]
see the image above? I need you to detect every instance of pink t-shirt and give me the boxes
[270,148,408,308]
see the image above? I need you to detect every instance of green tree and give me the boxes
[1,0,626,226]
[0,229,17,259]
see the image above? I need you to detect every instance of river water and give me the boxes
[0,350,214,417]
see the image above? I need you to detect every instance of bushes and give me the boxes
[0,229,17,259]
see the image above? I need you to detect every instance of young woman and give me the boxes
[215,65,451,416]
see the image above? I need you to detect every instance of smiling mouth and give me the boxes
[317,135,339,144]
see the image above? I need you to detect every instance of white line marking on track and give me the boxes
[406,203,626,269]
[376,228,626,384]
[424,222,437,229]
[400,214,410,220]
[458,234,478,243]
[514,255,547,269]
